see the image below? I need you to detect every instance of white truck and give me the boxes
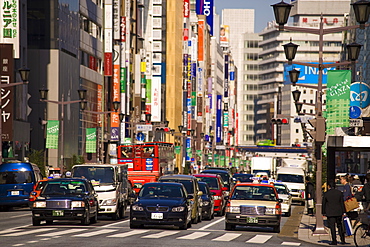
[71,163,130,220]
[276,166,305,205]
[250,157,276,178]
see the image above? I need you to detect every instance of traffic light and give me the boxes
[271,118,289,125]
[307,116,326,142]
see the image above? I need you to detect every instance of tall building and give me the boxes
[257,0,350,146]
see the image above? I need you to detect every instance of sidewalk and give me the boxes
[298,214,355,246]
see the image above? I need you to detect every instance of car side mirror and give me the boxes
[31,191,37,196]
[222,187,228,191]
[278,199,283,203]
[187,195,194,200]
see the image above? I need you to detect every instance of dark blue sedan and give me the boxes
[130,182,193,229]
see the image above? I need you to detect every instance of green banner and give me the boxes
[327,70,351,135]
[46,120,59,149]
[175,146,181,155]
[86,128,97,153]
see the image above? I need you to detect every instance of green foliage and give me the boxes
[66,154,84,171]
[28,149,46,177]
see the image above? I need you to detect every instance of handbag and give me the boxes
[307,199,314,208]
[344,197,359,212]
[343,216,354,236]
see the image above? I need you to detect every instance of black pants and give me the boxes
[327,216,345,243]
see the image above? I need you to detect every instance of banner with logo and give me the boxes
[175,146,181,155]
[327,70,351,135]
[86,128,96,153]
[46,120,59,149]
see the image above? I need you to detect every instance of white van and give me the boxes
[276,167,305,205]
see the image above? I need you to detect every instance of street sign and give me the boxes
[216,145,225,150]
[136,124,152,131]
[349,119,363,127]
[136,132,145,141]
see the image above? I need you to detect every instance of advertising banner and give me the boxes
[0,0,19,58]
[196,0,214,35]
[220,25,229,47]
[326,70,351,135]
[86,128,96,153]
[46,120,59,149]
[0,44,13,141]
[216,95,222,143]
[284,63,335,84]
[198,19,204,61]
[350,82,370,117]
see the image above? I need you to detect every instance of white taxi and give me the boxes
[273,182,292,217]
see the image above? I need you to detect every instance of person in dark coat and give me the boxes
[340,176,352,201]
[355,173,370,211]
[305,176,315,215]
[322,180,346,245]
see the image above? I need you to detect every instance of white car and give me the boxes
[273,183,293,217]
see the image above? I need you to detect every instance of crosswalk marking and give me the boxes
[281,242,301,246]
[212,233,241,241]
[246,234,272,243]
[0,229,21,235]
[108,230,149,238]
[37,228,87,237]
[73,229,118,237]
[141,231,180,238]
[177,232,210,239]
[3,228,55,236]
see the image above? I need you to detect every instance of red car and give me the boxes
[194,174,228,215]
[29,179,48,204]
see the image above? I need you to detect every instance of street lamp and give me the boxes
[80,101,120,162]
[39,87,86,173]
[0,67,30,164]
[272,0,369,235]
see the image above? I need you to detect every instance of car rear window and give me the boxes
[139,184,184,198]
[231,185,277,201]
[196,177,219,190]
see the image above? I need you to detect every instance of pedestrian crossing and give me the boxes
[1,227,301,246]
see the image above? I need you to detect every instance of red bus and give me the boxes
[117,142,175,193]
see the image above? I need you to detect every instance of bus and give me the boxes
[118,142,175,193]
[0,162,42,209]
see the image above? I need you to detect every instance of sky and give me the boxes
[214,0,280,33]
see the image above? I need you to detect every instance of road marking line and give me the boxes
[246,234,272,243]
[141,231,180,238]
[108,230,149,238]
[26,240,38,243]
[198,217,224,230]
[281,242,301,246]
[0,229,21,235]
[10,213,31,218]
[177,232,210,239]
[73,229,118,237]
[3,228,55,236]
[37,228,87,237]
[212,233,241,241]
[12,244,24,246]
[102,219,130,227]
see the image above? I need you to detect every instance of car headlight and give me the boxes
[33,201,46,208]
[172,206,185,212]
[202,201,210,206]
[226,206,240,213]
[71,201,85,208]
[131,205,144,211]
[265,208,276,215]
[101,198,117,206]
[213,196,221,200]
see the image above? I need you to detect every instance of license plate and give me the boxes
[246,217,258,223]
[52,210,64,216]
[151,213,163,219]
[11,191,19,195]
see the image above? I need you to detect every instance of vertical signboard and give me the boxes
[216,95,222,143]
[220,25,229,47]
[196,0,214,36]
[0,44,13,141]
[104,1,113,76]
[97,85,102,127]
[0,1,19,58]
[113,0,121,40]
[111,45,121,141]
[198,19,204,61]
[151,77,161,122]
[46,120,59,149]
[86,128,97,153]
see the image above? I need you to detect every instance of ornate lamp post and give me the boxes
[39,87,87,173]
[272,0,368,235]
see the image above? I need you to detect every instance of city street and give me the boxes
[0,204,320,247]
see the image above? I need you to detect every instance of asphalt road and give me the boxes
[0,204,321,247]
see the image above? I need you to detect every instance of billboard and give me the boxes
[284,63,336,84]
[220,25,229,47]
[0,0,19,58]
[196,0,214,36]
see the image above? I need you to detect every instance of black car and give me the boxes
[233,173,253,183]
[198,182,214,220]
[130,182,193,229]
[31,178,99,226]
[201,169,234,192]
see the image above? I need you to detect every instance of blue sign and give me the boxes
[284,63,336,84]
[349,106,362,119]
[216,95,222,143]
[136,132,145,141]
[145,158,153,171]
[350,82,370,108]
[196,0,214,36]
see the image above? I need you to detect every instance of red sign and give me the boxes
[183,0,190,18]
[104,53,112,76]
[121,17,126,42]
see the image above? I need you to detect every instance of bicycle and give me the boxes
[354,223,370,247]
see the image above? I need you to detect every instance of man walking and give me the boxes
[305,176,315,215]
[322,180,346,245]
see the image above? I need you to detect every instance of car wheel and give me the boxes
[187,219,192,228]
[119,202,127,218]
[301,201,305,206]
[191,212,198,224]
[273,224,280,233]
[179,222,188,230]
[90,211,98,224]
[32,218,41,226]
[81,212,91,225]
[112,208,120,220]
[225,222,235,231]
[45,220,53,225]
[285,207,291,217]
[211,212,215,220]
[130,223,141,229]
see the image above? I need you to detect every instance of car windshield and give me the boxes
[277,174,304,183]
[203,171,229,187]
[159,179,194,194]
[72,167,114,185]
[139,184,184,198]
[274,184,289,195]
[196,177,219,190]
[231,185,277,201]
[42,181,87,195]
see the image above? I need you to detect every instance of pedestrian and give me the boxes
[355,173,370,212]
[352,175,362,186]
[340,176,352,201]
[305,176,315,215]
[322,180,346,245]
